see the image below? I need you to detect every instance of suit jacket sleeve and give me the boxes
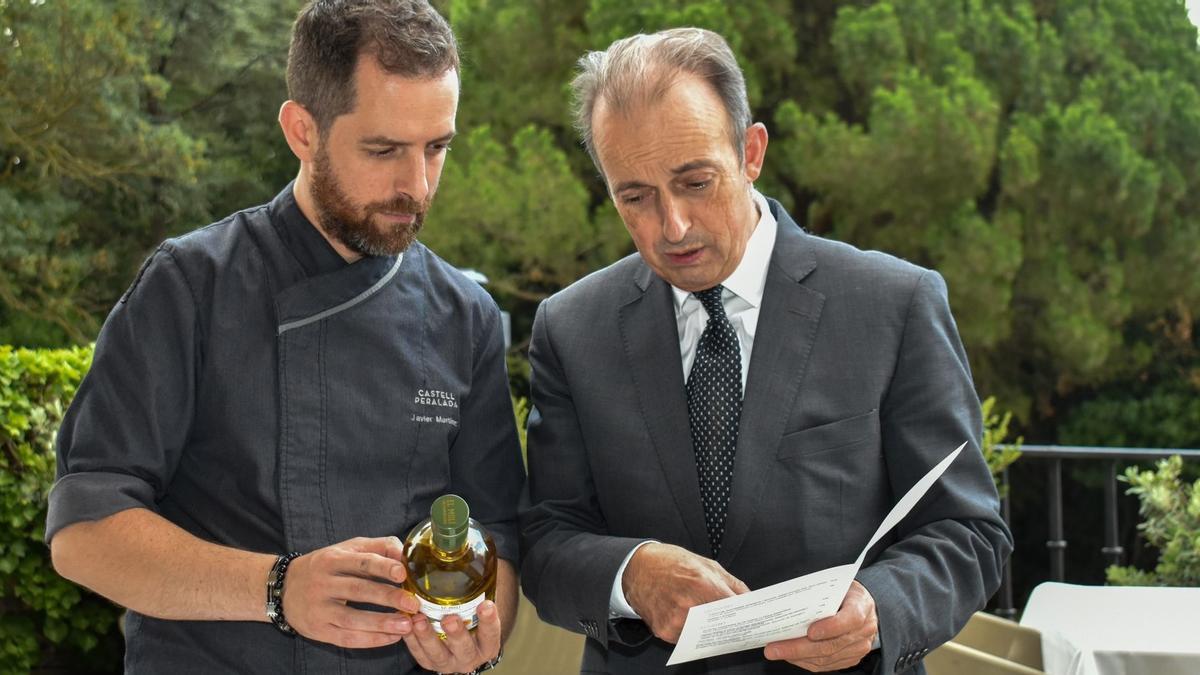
[519,297,651,646]
[856,270,1013,674]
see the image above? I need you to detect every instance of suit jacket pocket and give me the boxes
[777,409,879,460]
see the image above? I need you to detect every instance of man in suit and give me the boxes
[519,27,1012,674]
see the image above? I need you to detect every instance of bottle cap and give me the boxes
[431,494,469,552]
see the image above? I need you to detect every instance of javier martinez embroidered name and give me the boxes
[411,414,459,427]
[414,389,459,408]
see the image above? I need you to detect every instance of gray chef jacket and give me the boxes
[46,185,525,673]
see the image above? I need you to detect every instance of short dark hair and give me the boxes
[287,0,459,132]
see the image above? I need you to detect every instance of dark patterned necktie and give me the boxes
[685,285,743,557]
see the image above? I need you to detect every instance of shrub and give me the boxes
[0,344,122,673]
[1106,455,1200,587]
[981,396,1022,496]
[1058,386,1200,451]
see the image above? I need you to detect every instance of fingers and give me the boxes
[723,569,751,595]
[330,538,408,584]
[402,618,442,672]
[623,543,747,644]
[323,575,421,613]
[288,595,412,649]
[765,582,878,672]
[344,535,407,562]
[473,601,503,655]
[404,615,460,674]
[279,536,422,649]
[440,610,487,663]
[328,603,413,635]
[765,631,873,669]
[323,626,406,650]
[403,605,501,674]
[808,581,876,641]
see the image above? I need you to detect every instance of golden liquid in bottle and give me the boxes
[403,518,497,636]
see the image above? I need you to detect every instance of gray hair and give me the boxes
[571,27,752,177]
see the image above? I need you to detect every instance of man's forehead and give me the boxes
[352,58,459,99]
[326,61,458,139]
[594,101,732,184]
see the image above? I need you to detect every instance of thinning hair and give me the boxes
[287,0,459,132]
[571,27,752,178]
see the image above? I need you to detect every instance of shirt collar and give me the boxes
[671,188,777,310]
[276,184,350,278]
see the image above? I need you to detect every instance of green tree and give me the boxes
[0,0,298,347]
[767,0,1200,428]
[6,0,1199,433]
[424,124,627,317]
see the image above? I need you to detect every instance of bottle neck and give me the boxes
[431,538,468,562]
[430,495,470,555]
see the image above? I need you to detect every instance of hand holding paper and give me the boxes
[666,442,966,666]
[764,580,878,671]
[623,543,750,643]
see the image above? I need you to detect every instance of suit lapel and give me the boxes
[718,205,825,567]
[618,263,710,553]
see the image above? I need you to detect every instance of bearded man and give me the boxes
[46,2,523,673]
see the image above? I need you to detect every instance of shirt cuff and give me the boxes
[45,471,158,543]
[608,540,657,619]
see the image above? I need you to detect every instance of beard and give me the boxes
[309,147,431,257]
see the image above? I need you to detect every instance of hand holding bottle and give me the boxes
[281,536,422,648]
[622,542,750,644]
[404,598,502,673]
[400,494,505,672]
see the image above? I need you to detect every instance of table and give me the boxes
[1019,582,1200,675]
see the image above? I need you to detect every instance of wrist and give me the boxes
[437,650,502,675]
[611,541,655,619]
[265,552,303,634]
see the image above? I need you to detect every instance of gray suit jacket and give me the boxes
[519,200,1012,674]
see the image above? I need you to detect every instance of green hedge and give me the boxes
[1059,385,1200,451]
[0,344,122,673]
[1107,455,1200,587]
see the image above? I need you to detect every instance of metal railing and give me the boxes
[993,445,1200,619]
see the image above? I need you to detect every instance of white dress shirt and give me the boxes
[609,189,777,618]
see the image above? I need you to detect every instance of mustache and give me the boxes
[367,194,429,216]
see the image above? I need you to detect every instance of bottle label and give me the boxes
[419,592,486,633]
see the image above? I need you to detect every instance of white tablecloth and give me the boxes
[1019,582,1200,675]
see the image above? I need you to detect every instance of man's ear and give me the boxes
[279,100,320,163]
[742,122,769,182]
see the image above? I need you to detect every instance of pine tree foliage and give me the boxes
[2,0,1198,427]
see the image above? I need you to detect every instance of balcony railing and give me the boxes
[993,444,1200,619]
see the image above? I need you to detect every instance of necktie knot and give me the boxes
[694,286,726,318]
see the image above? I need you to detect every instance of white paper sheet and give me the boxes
[666,442,966,666]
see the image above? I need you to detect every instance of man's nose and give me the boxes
[394,152,429,204]
[660,196,690,243]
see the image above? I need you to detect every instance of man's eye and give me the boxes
[621,194,644,205]
[427,143,451,154]
[687,180,710,191]
[368,148,394,158]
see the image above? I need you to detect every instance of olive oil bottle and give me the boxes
[403,494,497,635]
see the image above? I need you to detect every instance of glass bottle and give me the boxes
[403,494,497,636]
